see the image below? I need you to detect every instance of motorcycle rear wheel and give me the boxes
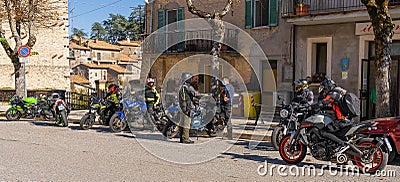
[6,109,21,121]
[352,140,388,174]
[279,134,307,164]
[60,111,68,127]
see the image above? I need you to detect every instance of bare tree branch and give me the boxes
[186,0,213,18]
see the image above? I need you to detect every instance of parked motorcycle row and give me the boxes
[5,93,71,127]
[273,96,392,174]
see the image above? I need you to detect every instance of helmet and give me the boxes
[319,77,336,96]
[40,94,47,100]
[108,83,118,94]
[146,78,155,87]
[294,79,309,93]
[181,72,193,84]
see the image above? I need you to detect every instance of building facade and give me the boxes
[0,1,70,91]
[282,0,400,119]
[144,0,293,107]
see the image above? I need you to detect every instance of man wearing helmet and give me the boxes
[177,72,202,144]
[293,79,314,105]
[103,83,121,125]
[145,78,160,119]
[315,77,351,153]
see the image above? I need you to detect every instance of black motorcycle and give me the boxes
[52,98,69,127]
[272,100,309,150]
[279,111,391,173]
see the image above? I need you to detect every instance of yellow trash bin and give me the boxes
[241,91,261,118]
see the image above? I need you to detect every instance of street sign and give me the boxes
[19,57,30,63]
[18,45,31,58]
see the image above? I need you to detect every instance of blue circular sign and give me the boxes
[18,46,31,58]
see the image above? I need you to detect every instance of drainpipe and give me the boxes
[150,1,154,34]
[292,24,296,95]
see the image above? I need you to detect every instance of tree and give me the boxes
[103,14,130,43]
[127,7,145,41]
[0,0,61,97]
[186,0,234,139]
[71,28,88,39]
[361,0,394,117]
[90,22,107,41]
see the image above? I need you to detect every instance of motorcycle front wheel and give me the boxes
[272,126,285,150]
[6,109,22,121]
[80,114,94,130]
[109,113,127,133]
[279,134,307,164]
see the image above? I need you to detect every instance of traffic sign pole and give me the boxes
[18,45,31,98]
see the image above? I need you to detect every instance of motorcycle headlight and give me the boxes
[280,109,289,118]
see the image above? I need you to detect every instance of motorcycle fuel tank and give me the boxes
[304,114,334,129]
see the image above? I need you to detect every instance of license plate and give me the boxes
[58,105,65,110]
[384,138,393,152]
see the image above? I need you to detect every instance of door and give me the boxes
[360,58,400,120]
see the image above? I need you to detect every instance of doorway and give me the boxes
[360,58,400,120]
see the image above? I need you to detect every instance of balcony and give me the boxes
[143,28,239,54]
[283,0,400,17]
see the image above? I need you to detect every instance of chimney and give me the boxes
[94,37,98,43]
[126,36,130,43]
[79,37,83,45]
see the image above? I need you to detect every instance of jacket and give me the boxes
[145,86,160,106]
[179,82,201,115]
[293,88,314,105]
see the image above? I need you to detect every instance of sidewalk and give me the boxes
[1,108,278,142]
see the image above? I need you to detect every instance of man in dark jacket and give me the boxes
[220,77,234,139]
[178,72,201,144]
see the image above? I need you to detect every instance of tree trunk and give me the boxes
[209,18,225,101]
[362,0,394,118]
[13,61,25,97]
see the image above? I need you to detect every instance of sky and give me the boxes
[68,0,145,36]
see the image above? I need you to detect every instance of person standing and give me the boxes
[220,77,234,139]
[145,78,160,119]
[178,72,201,144]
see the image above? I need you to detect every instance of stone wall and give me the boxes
[0,0,70,91]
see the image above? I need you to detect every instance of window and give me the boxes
[314,43,327,75]
[158,7,185,52]
[96,53,101,60]
[306,37,332,79]
[255,0,269,27]
[245,0,278,28]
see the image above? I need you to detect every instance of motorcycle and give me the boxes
[164,95,221,139]
[6,95,40,120]
[37,95,55,121]
[272,99,309,150]
[79,96,106,130]
[109,102,127,133]
[53,98,69,127]
[279,110,391,173]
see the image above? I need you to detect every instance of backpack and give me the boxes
[340,92,360,118]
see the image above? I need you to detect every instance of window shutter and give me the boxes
[245,0,253,28]
[268,0,278,26]
[158,9,166,29]
[177,7,185,51]
[157,10,166,53]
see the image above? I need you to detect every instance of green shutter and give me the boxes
[177,7,185,51]
[158,9,166,29]
[245,0,253,28]
[157,10,166,53]
[269,0,278,26]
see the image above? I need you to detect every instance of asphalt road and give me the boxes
[0,120,399,181]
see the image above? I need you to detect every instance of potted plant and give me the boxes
[295,1,310,15]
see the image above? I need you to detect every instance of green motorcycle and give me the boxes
[6,95,39,120]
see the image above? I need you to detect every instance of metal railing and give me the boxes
[282,0,400,18]
[143,28,239,54]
